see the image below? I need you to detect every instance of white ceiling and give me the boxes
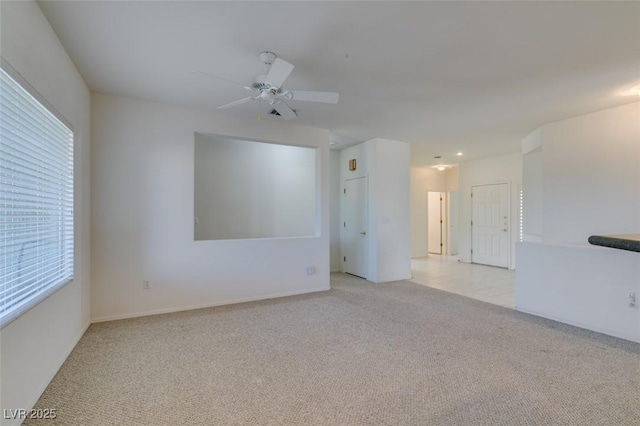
[38,1,640,167]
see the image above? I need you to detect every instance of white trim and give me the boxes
[0,279,73,329]
[91,286,331,323]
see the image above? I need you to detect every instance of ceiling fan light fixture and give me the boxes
[432,164,453,172]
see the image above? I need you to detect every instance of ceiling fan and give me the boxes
[196,51,339,120]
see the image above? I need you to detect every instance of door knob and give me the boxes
[360,231,367,235]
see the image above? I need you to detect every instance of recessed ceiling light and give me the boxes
[456,152,463,156]
[437,166,446,171]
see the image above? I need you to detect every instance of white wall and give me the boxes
[444,167,459,193]
[458,152,523,269]
[91,93,330,321]
[0,1,91,423]
[372,139,412,282]
[521,127,543,242]
[541,102,640,244]
[522,102,640,245]
[516,102,640,342]
[522,150,543,241]
[194,134,317,240]
[447,191,460,255]
[339,138,411,283]
[329,150,342,271]
[517,242,639,343]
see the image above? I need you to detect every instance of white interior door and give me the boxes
[472,184,509,268]
[342,177,367,278]
[427,192,443,254]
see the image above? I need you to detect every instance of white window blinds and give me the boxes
[0,66,74,327]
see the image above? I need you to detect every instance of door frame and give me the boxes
[427,191,444,255]
[446,191,459,256]
[470,181,511,269]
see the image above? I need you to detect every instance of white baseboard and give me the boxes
[516,305,639,344]
[91,286,331,323]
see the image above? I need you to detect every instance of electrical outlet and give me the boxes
[143,280,151,290]
[306,266,316,275]
[629,292,637,308]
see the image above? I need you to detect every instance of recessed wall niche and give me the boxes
[194,133,318,240]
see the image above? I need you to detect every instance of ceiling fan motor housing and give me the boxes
[251,74,282,102]
[251,74,271,91]
[259,51,277,66]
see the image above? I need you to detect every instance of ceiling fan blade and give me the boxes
[265,57,294,88]
[271,100,297,120]
[194,70,252,91]
[286,90,339,104]
[217,97,255,110]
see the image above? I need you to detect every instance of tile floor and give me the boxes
[410,255,515,309]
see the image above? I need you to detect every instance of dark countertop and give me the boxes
[588,234,640,253]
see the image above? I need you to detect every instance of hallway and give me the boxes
[411,256,515,309]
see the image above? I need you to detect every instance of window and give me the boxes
[0,65,74,327]
[518,185,523,242]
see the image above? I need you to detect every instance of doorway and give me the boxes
[342,177,368,278]
[427,191,459,256]
[471,183,509,268]
[427,192,444,254]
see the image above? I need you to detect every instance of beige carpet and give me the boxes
[27,273,640,425]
